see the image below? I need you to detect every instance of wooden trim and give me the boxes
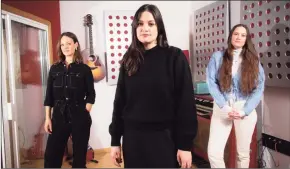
[2,3,53,65]
[47,23,53,65]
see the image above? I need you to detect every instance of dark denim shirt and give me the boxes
[44,61,96,108]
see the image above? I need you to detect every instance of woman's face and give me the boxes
[60,35,78,57]
[136,11,158,49]
[231,26,247,49]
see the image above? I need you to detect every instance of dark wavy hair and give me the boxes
[122,4,169,76]
[56,32,83,63]
[219,24,259,95]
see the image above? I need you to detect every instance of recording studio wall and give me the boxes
[104,10,135,86]
[191,1,290,165]
[240,1,290,88]
[192,1,230,83]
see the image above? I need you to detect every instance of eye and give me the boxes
[149,23,155,27]
[138,22,143,26]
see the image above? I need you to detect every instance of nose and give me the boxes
[142,24,149,32]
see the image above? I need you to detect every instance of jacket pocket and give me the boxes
[68,72,82,88]
[52,72,64,87]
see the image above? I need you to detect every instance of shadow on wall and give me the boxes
[259,23,290,87]
[261,22,290,140]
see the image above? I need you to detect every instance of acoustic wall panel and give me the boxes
[193,1,230,82]
[241,1,290,88]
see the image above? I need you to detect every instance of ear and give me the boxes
[75,42,79,49]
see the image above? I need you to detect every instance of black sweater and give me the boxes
[109,45,198,151]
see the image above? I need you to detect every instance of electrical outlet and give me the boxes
[262,133,290,157]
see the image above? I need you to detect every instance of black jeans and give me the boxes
[44,103,91,168]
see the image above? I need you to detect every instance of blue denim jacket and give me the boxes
[206,51,265,115]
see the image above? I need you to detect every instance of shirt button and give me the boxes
[66,98,69,100]
[65,86,68,88]
[66,75,68,76]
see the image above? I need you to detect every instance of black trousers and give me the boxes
[44,103,91,168]
[122,128,179,168]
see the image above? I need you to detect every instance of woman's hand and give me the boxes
[228,110,245,120]
[86,103,93,113]
[44,118,52,134]
[177,149,192,168]
[110,146,122,167]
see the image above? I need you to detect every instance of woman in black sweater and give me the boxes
[109,4,198,168]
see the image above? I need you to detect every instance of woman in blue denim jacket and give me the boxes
[206,24,265,168]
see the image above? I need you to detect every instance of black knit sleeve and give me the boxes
[44,65,54,107]
[173,48,198,151]
[84,65,96,104]
[109,64,126,146]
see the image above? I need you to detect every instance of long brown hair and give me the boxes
[122,4,169,76]
[219,24,259,95]
[56,32,83,63]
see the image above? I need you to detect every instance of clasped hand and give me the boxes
[228,110,245,120]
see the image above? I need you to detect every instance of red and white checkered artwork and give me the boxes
[104,10,135,85]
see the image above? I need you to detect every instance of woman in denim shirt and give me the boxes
[206,24,265,168]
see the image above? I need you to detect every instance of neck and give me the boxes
[234,48,242,51]
[233,46,242,52]
[144,42,157,50]
[65,56,73,64]
[233,47,242,56]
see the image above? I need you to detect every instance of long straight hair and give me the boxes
[219,24,259,95]
[122,4,169,76]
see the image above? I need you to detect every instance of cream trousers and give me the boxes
[207,100,257,168]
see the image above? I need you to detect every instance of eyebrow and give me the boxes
[61,42,71,44]
[139,20,155,22]
[234,32,246,34]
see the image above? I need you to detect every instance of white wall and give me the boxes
[60,1,196,149]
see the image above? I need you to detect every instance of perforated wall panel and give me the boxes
[104,10,135,85]
[193,1,229,82]
[240,1,290,88]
